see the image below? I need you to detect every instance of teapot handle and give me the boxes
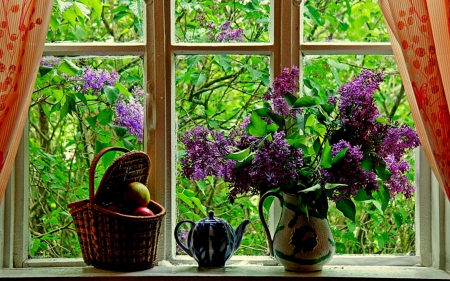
[174,220,195,257]
[258,191,283,257]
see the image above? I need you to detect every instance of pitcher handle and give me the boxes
[258,191,283,257]
[174,220,195,257]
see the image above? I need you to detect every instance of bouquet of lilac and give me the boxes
[180,67,420,221]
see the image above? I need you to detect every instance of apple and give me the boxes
[123,182,151,207]
[104,203,122,213]
[132,206,155,216]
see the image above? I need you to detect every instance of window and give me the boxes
[1,0,449,275]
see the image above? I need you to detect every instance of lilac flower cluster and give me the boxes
[263,66,302,118]
[324,69,419,200]
[227,131,304,201]
[181,126,237,182]
[208,21,244,43]
[321,140,378,201]
[181,126,304,202]
[180,67,420,208]
[74,66,120,95]
[40,56,61,68]
[113,87,144,142]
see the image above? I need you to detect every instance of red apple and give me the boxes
[132,206,155,216]
[104,203,122,213]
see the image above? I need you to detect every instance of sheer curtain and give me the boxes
[0,1,53,201]
[379,0,450,200]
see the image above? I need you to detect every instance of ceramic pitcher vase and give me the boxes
[259,191,335,272]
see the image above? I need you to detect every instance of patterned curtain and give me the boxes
[379,0,450,199]
[0,1,53,201]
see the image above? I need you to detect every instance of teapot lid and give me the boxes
[200,210,226,224]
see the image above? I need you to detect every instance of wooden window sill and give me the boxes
[0,264,449,280]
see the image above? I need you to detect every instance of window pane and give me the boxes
[175,54,270,255]
[47,1,144,43]
[303,0,390,42]
[302,55,415,254]
[174,0,270,43]
[29,56,144,258]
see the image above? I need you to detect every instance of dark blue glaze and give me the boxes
[174,211,250,268]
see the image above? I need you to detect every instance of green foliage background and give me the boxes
[28,0,415,258]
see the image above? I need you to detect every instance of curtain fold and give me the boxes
[379,0,450,199]
[0,1,53,202]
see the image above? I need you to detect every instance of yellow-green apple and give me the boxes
[122,182,151,207]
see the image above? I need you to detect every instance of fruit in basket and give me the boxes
[123,181,151,207]
[104,203,122,213]
[132,206,155,216]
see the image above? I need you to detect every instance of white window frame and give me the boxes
[0,0,448,275]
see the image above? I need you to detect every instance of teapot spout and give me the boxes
[233,219,250,251]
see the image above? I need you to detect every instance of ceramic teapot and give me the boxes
[174,210,250,268]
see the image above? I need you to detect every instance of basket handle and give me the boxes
[89,146,130,205]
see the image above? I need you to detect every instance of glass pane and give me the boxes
[175,54,270,255]
[303,55,415,254]
[303,0,390,42]
[29,56,144,258]
[174,0,270,43]
[47,1,144,43]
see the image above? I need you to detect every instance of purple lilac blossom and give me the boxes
[208,21,244,43]
[379,124,420,160]
[228,131,304,201]
[322,140,378,201]
[384,155,414,198]
[40,56,61,68]
[180,126,237,181]
[114,89,144,142]
[263,66,301,118]
[74,66,120,95]
[335,69,385,145]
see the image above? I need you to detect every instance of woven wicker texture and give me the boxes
[68,147,165,271]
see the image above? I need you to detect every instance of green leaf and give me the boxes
[217,55,232,72]
[315,191,328,219]
[305,5,324,25]
[190,197,207,216]
[336,198,356,222]
[75,93,88,105]
[247,111,267,137]
[57,59,81,76]
[360,155,373,171]
[195,73,207,88]
[103,86,120,105]
[297,113,308,133]
[293,96,316,108]
[324,183,347,190]
[375,117,391,125]
[377,184,391,212]
[97,129,112,143]
[225,147,250,161]
[177,193,194,208]
[246,65,262,80]
[320,140,332,168]
[39,66,53,77]
[60,95,76,119]
[353,189,374,201]
[300,184,321,193]
[98,108,113,125]
[86,116,97,128]
[110,124,128,138]
[375,161,391,181]
[284,93,298,106]
[331,147,347,165]
[393,211,403,228]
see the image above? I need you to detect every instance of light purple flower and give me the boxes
[114,88,144,142]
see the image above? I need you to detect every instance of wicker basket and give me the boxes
[68,147,166,271]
